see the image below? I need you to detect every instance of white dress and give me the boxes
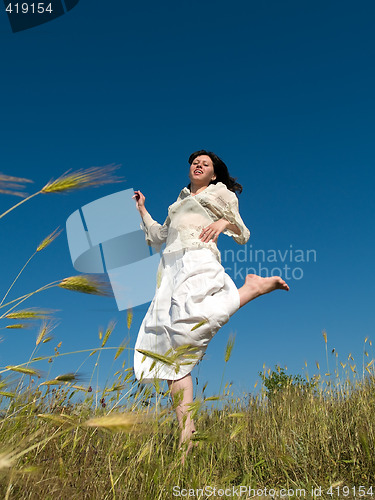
[134,182,250,383]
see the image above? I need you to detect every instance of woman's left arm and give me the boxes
[199,185,250,244]
[199,218,240,243]
[223,220,241,236]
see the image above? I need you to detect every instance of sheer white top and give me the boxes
[140,182,250,263]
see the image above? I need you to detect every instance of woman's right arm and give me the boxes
[133,190,169,251]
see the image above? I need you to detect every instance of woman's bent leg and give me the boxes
[167,373,196,463]
[238,274,289,308]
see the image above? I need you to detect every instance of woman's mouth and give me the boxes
[194,169,203,175]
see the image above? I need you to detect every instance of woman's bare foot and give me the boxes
[238,274,289,308]
[179,429,198,466]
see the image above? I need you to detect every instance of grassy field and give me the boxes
[0,350,375,500]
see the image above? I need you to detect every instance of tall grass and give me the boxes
[1,166,375,499]
[0,343,375,499]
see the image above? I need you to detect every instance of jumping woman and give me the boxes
[132,150,289,462]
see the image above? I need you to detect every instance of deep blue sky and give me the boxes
[0,1,374,399]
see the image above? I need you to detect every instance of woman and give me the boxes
[133,150,289,460]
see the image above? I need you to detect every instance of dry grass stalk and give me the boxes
[0,391,15,398]
[84,412,148,432]
[36,227,63,252]
[58,275,113,297]
[40,372,79,386]
[136,349,175,366]
[0,449,17,471]
[37,414,76,426]
[0,173,33,198]
[101,321,116,347]
[127,308,133,330]
[0,163,124,220]
[224,333,236,363]
[41,164,123,193]
[36,320,58,346]
[54,373,78,382]
[191,319,208,331]
[114,340,128,360]
[137,345,200,377]
[5,365,42,377]
[5,309,55,320]
[5,324,29,329]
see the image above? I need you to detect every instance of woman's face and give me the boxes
[189,155,216,186]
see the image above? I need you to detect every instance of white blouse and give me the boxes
[140,182,250,263]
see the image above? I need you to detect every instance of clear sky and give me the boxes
[0,0,374,399]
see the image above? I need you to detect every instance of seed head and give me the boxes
[101,321,116,347]
[5,324,29,329]
[6,365,43,377]
[84,412,149,432]
[0,450,17,470]
[41,373,80,385]
[127,308,133,330]
[0,173,33,198]
[59,275,113,297]
[224,333,236,363]
[36,320,58,346]
[5,308,55,320]
[41,164,123,194]
[37,227,63,252]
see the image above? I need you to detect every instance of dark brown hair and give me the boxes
[188,150,243,195]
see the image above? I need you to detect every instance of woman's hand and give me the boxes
[199,219,231,243]
[132,190,146,213]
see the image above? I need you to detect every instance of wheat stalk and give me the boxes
[40,373,80,386]
[101,321,116,347]
[0,228,63,307]
[36,319,58,346]
[36,227,63,252]
[2,324,29,329]
[5,365,43,377]
[0,163,124,220]
[0,173,33,198]
[58,275,113,296]
[84,412,149,432]
[41,164,122,193]
[5,308,55,320]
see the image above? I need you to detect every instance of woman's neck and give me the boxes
[190,183,209,196]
